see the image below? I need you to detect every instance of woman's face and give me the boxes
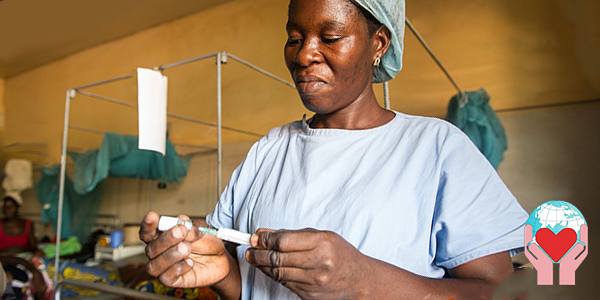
[285,0,377,114]
[2,198,18,218]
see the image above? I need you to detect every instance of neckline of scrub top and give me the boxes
[300,111,400,136]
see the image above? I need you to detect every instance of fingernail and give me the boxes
[185,258,194,266]
[172,227,183,239]
[250,234,258,247]
[245,250,251,262]
[177,243,188,254]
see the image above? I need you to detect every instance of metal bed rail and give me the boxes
[54,279,180,300]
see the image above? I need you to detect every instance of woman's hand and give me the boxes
[139,211,231,288]
[245,228,369,299]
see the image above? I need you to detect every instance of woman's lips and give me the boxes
[296,80,326,94]
[295,75,328,95]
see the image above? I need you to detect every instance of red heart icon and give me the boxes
[535,228,577,262]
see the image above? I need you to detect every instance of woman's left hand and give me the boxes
[245,228,370,299]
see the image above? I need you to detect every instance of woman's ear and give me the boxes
[373,26,392,61]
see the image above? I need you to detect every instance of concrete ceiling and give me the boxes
[0,0,231,78]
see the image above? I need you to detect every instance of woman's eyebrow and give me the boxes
[286,21,298,31]
[320,20,346,30]
[285,20,347,31]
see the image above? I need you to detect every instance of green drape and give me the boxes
[36,133,190,240]
[71,133,190,194]
[36,166,101,241]
[446,88,507,169]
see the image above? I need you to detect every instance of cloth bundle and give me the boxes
[2,159,33,205]
[446,89,508,169]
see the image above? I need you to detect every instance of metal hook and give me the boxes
[459,92,469,108]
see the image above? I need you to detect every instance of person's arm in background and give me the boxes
[27,221,45,257]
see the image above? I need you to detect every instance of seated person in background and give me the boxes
[0,195,42,256]
[1,195,48,299]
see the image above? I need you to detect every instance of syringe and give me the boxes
[158,216,251,245]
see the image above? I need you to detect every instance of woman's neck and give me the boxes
[310,85,394,129]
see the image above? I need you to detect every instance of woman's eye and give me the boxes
[322,36,342,44]
[287,38,302,45]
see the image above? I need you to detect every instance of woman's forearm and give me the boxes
[359,257,497,300]
[211,250,241,300]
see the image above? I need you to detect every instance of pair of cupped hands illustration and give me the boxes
[524,224,588,285]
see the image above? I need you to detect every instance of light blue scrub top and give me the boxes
[207,112,527,300]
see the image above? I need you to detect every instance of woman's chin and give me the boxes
[301,97,337,114]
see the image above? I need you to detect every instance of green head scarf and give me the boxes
[353,0,406,83]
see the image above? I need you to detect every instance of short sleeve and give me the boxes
[206,141,260,230]
[432,128,528,269]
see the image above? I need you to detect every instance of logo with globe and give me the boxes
[524,200,588,285]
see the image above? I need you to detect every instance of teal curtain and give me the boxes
[71,133,190,194]
[446,88,507,169]
[36,166,101,241]
[36,133,190,240]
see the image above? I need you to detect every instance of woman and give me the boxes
[141,0,527,299]
[1,195,48,299]
[0,195,40,255]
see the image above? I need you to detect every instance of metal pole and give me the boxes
[73,74,133,91]
[383,82,391,109]
[216,52,223,198]
[76,90,135,107]
[55,279,179,300]
[73,53,217,91]
[405,18,463,95]
[76,90,263,137]
[168,111,262,137]
[158,52,218,71]
[228,53,295,88]
[54,89,75,285]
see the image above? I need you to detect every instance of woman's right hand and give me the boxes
[139,211,231,288]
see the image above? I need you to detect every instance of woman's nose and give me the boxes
[295,38,323,67]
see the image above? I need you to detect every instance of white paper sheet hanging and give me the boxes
[137,68,168,155]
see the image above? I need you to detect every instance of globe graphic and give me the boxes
[526,200,587,242]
